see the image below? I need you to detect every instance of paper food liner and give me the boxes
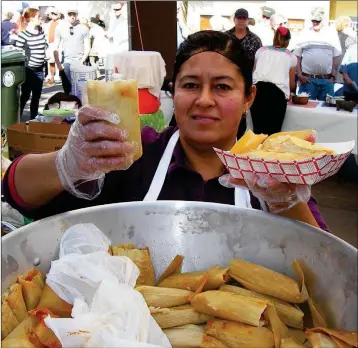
[214,141,355,185]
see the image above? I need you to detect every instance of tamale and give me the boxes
[37,284,73,318]
[1,338,35,348]
[306,328,357,347]
[87,79,143,161]
[158,268,229,291]
[164,324,227,348]
[190,290,268,326]
[264,302,289,348]
[281,338,306,348]
[220,285,304,329]
[288,329,307,344]
[1,300,19,339]
[152,304,212,329]
[29,309,61,348]
[157,255,184,285]
[3,283,28,323]
[112,244,156,286]
[136,285,193,308]
[229,259,308,303]
[2,316,38,341]
[205,319,274,348]
[305,332,339,348]
[17,269,44,311]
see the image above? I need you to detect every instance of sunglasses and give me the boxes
[51,12,57,15]
[236,16,248,20]
[69,26,74,35]
[114,8,122,11]
[312,20,321,24]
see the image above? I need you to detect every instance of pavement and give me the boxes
[20,76,358,247]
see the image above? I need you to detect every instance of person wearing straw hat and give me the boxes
[294,7,341,101]
[106,1,129,52]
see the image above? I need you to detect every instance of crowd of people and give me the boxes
[1,1,128,119]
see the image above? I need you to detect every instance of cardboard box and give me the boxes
[7,122,70,160]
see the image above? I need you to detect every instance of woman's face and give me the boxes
[32,13,41,26]
[174,51,255,149]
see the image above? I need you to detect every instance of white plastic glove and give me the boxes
[56,106,135,200]
[219,173,311,213]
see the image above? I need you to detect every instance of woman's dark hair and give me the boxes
[172,30,253,96]
[273,27,291,48]
[90,17,99,24]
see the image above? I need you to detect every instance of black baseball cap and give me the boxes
[235,8,249,19]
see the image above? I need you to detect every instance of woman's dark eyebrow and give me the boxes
[179,75,199,83]
[213,76,235,81]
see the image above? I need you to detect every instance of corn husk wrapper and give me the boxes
[305,332,339,348]
[205,319,274,348]
[157,255,184,285]
[159,268,229,291]
[190,290,267,326]
[17,269,44,311]
[288,329,307,344]
[1,338,36,348]
[164,324,227,348]
[281,338,306,348]
[306,328,357,348]
[3,283,28,323]
[229,259,308,303]
[136,285,193,308]
[112,244,156,286]
[264,302,289,348]
[3,316,38,342]
[29,308,61,348]
[220,285,304,329]
[37,284,73,318]
[152,304,212,329]
[1,300,19,339]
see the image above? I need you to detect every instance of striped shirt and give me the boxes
[15,29,46,68]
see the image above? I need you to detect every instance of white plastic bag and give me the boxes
[44,276,171,348]
[59,223,111,258]
[46,251,139,304]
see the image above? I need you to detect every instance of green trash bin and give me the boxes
[1,49,26,130]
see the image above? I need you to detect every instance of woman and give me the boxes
[89,17,105,78]
[15,8,47,120]
[339,43,358,103]
[3,31,326,230]
[250,27,296,135]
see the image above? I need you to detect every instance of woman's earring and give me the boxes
[242,110,248,118]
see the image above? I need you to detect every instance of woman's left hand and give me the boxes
[219,173,311,213]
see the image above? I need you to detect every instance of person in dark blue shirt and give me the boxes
[1,12,16,45]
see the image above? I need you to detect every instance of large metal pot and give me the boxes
[2,201,357,330]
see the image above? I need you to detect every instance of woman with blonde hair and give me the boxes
[15,8,47,119]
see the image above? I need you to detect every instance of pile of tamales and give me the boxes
[2,243,357,348]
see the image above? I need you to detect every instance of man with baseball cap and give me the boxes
[53,9,90,94]
[294,7,341,100]
[226,8,262,61]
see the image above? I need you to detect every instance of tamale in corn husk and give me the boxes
[17,269,44,311]
[136,285,193,308]
[2,283,28,323]
[164,324,227,348]
[157,255,184,285]
[205,319,274,348]
[37,284,72,318]
[220,285,304,329]
[229,259,308,303]
[29,308,61,348]
[306,328,357,348]
[152,304,212,329]
[158,268,229,291]
[1,338,36,348]
[112,244,156,286]
[288,329,307,344]
[190,290,268,326]
[305,332,339,348]
[264,302,289,348]
[1,300,19,339]
[281,338,306,348]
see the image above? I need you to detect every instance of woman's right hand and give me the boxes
[298,74,310,85]
[56,106,134,200]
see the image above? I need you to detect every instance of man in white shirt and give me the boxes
[106,2,129,52]
[294,7,341,101]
